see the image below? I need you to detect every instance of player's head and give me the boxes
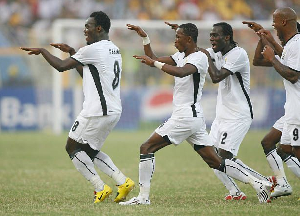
[178,23,198,43]
[272,7,297,43]
[175,23,198,52]
[84,11,110,45]
[210,22,237,53]
[90,11,111,33]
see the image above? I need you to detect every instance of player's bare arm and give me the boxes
[258,29,283,56]
[253,37,273,67]
[242,21,264,32]
[262,45,299,83]
[127,24,176,66]
[134,55,197,78]
[20,47,80,72]
[51,43,83,77]
[198,48,230,83]
[51,43,76,55]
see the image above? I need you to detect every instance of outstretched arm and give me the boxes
[51,43,83,77]
[198,48,231,83]
[262,45,299,83]
[134,55,197,78]
[243,21,283,56]
[20,47,79,72]
[127,24,175,66]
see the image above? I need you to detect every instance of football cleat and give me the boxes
[114,177,135,203]
[253,180,272,203]
[271,184,292,198]
[224,192,247,200]
[94,184,112,203]
[119,196,150,205]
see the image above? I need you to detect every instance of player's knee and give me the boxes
[276,145,291,160]
[65,137,81,159]
[261,138,276,154]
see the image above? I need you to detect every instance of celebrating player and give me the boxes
[243,7,300,198]
[119,23,272,205]
[165,21,275,201]
[20,11,134,203]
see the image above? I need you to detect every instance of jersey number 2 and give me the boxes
[112,60,120,90]
[221,132,227,144]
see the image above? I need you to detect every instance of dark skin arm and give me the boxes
[199,48,231,83]
[20,47,80,72]
[258,29,283,56]
[50,43,83,78]
[134,55,197,78]
[262,45,300,83]
[127,24,175,66]
[253,37,273,66]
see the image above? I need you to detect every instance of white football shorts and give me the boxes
[68,113,121,150]
[273,115,285,132]
[280,123,300,147]
[155,116,213,147]
[209,118,252,156]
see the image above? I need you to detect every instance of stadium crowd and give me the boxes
[1,0,300,28]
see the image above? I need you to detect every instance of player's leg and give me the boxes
[67,115,114,203]
[194,146,272,203]
[89,114,135,202]
[119,132,170,205]
[66,137,112,203]
[277,145,300,178]
[120,117,195,205]
[210,119,251,200]
[261,118,292,197]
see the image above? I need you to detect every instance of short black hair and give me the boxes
[179,23,198,43]
[213,22,237,46]
[297,22,300,32]
[90,11,111,33]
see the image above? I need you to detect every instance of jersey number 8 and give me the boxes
[112,60,120,90]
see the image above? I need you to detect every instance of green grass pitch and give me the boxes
[0,130,299,215]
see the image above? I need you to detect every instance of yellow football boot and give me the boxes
[114,178,135,203]
[94,184,112,203]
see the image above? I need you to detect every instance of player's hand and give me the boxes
[51,43,75,55]
[126,24,148,37]
[165,22,179,30]
[242,21,263,32]
[257,29,276,43]
[261,45,275,62]
[133,55,155,67]
[20,47,43,55]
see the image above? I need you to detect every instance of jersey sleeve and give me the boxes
[222,48,247,74]
[285,41,300,72]
[171,51,181,65]
[71,45,99,65]
[187,52,208,74]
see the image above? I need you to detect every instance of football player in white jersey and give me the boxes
[118,23,273,205]
[243,8,300,198]
[21,11,135,203]
[165,21,275,201]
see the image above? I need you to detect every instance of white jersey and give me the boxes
[170,51,208,118]
[207,47,253,120]
[281,33,300,124]
[71,40,122,117]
